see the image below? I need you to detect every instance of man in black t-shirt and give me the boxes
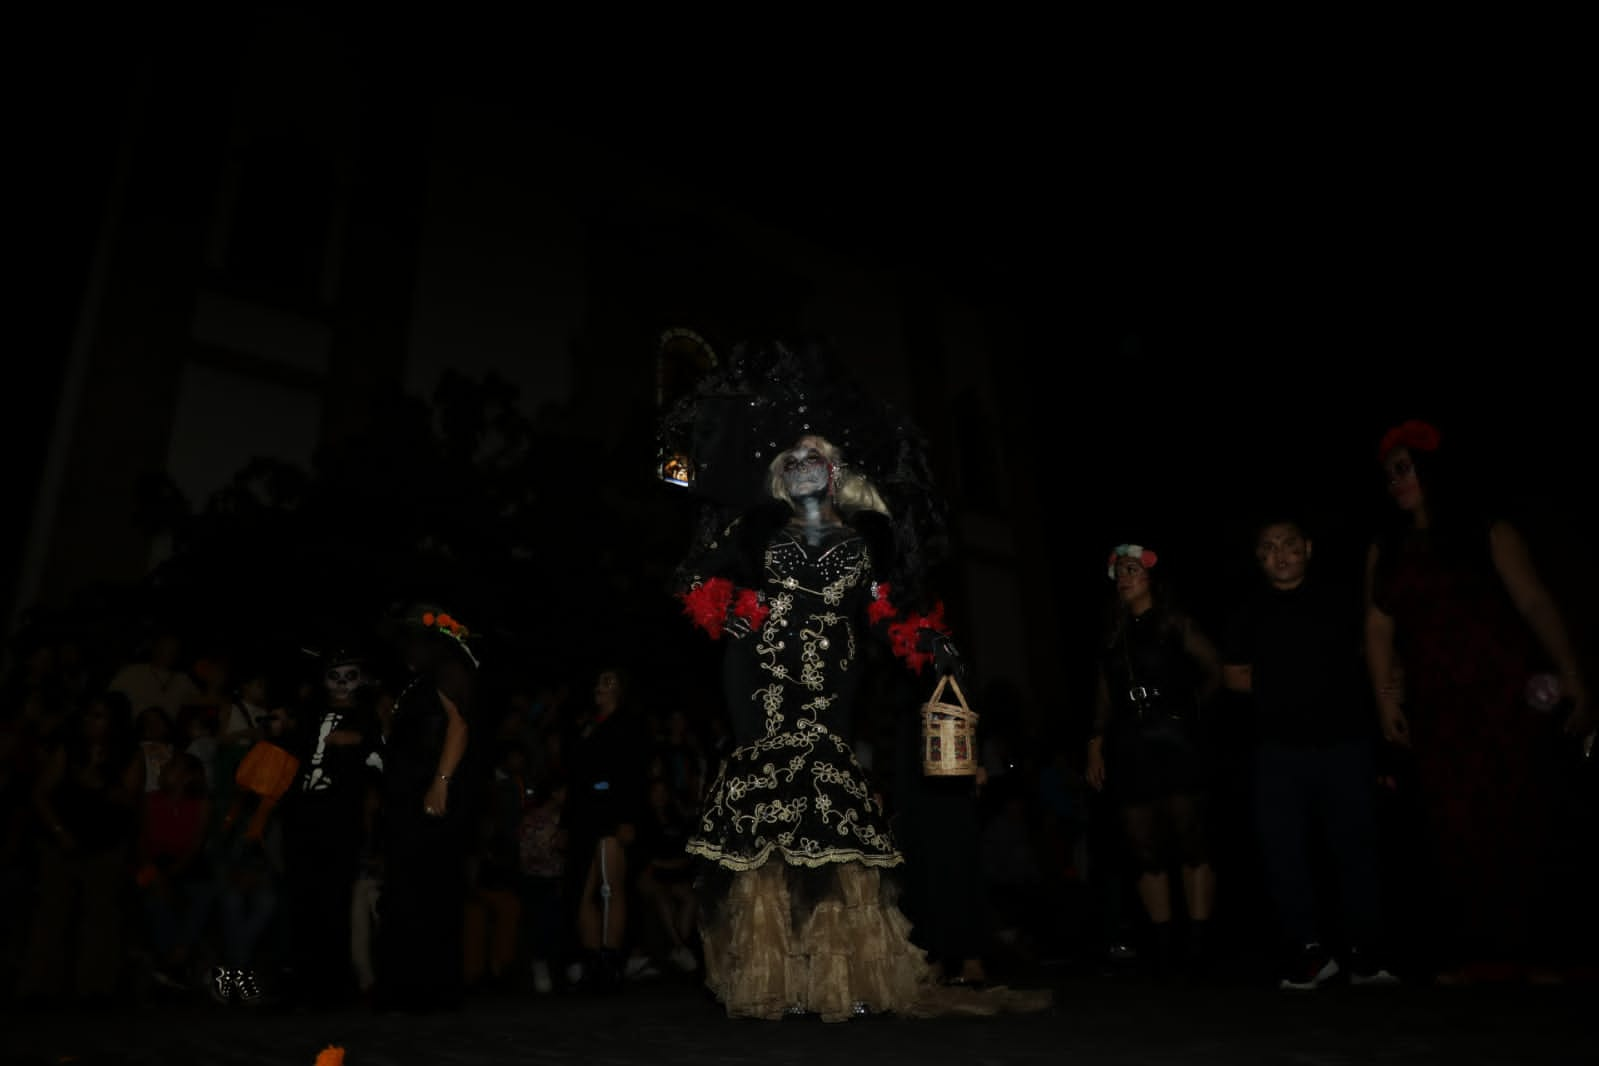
[1222,517,1396,991]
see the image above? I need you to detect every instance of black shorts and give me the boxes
[1106,727,1210,807]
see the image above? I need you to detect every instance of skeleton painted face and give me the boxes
[324,663,364,705]
[780,439,832,500]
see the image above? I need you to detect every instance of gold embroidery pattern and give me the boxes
[688,531,901,873]
[689,715,901,872]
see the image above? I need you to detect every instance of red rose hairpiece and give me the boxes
[1378,419,1441,460]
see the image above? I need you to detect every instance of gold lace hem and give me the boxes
[686,839,905,872]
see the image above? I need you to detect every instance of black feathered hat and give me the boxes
[661,335,951,603]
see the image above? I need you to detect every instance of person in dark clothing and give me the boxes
[892,664,990,987]
[1223,516,1397,990]
[1084,542,1223,979]
[559,666,652,991]
[278,646,382,1008]
[1365,419,1591,985]
[373,606,482,1014]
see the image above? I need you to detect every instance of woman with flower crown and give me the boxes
[372,604,481,1013]
[1084,542,1222,980]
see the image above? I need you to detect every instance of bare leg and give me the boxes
[1169,793,1214,922]
[639,870,681,948]
[578,836,629,952]
[671,882,698,947]
[1181,863,1216,922]
[577,852,601,952]
[1123,804,1172,923]
[597,837,628,950]
[1136,872,1174,924]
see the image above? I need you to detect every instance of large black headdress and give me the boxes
[661,336,952,602]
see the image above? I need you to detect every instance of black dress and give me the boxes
[375,653,480,1012]
[677,507,945,1020]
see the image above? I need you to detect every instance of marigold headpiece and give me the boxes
[389,602,479,668]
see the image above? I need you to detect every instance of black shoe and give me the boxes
[234,968,266,1006]
[1145,923,1176,982]
[208,967,236,1006]
[1280,943,1340,991]
[1185,920,1215,979]
[580,951,623,994]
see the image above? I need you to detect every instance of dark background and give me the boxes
[12,18,1595,699]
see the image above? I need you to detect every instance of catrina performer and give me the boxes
[662,337,1050,1021]
[372,605,481,1014]
[278,644,383,1008]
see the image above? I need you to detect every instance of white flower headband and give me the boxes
[1107,543,1158,579]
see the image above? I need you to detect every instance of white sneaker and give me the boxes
[564,961,584,986]
[532,960,553,994]
[670,946,698,973]
[1350,966,1400,987]
[623,955,660,980]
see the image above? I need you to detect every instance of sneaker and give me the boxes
[565,961,584,986]
[1280,943,1340,991]
[208,967,236,1005]
[669,945,698,973]
[1347,949,1399,987]
[623,955,660,981]
[532,960,553,994]
[234,969,265,1006]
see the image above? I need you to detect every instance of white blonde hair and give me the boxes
[767,435,890,518]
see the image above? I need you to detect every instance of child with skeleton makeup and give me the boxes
[277,646,382,1009]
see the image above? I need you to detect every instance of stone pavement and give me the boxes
[3,970,1593,1066]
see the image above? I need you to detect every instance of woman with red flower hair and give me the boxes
[1364,419,1592,984]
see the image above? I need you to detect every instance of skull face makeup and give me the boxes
[780,439,833,501]
[324,663,364,706]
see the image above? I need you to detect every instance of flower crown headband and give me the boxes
[1378,419,1441,460]
[417,609,479,668]
[1107,544,1158,579]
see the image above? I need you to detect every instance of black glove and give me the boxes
[931,634,968,685]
